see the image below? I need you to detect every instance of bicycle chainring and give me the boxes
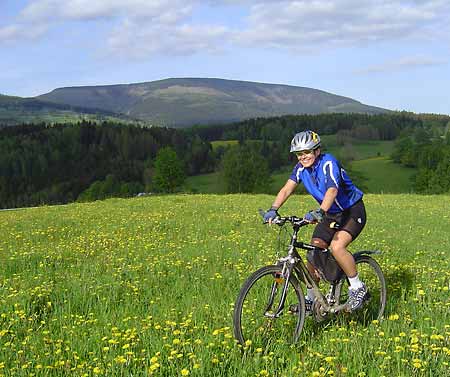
[312,300,329,322]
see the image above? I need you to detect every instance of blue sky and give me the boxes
[1,0,449,114]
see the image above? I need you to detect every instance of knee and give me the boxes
[311,238,328,249]
[330,242,347,256]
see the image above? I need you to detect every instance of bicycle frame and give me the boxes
[266,218,350,319]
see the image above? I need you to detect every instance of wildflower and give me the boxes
[114,355,127,364]
[181,369,189,376]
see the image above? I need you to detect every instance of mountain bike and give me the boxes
[233,212,386,347]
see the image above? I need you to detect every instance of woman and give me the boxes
[263,130,368,311]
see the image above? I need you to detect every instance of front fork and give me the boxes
[264,262,294,318]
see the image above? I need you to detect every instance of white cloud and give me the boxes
[235,0,450,49]
[0,23,48,44]
[354,56,447,74]
[3,0,450,55]
[20,0,193,22]
[107,19,229,58]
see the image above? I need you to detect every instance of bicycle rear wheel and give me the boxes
[233,265,306,347]
[337,255,386,322]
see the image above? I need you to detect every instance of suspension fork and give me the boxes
[264,262,294,318]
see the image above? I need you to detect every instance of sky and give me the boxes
[1,0,450,114]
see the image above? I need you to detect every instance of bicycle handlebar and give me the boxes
[258,209,341,229]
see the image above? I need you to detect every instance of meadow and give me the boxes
[188,139,414,195]
[0,194,449,376]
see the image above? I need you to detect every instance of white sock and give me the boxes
[348,274,363,290]
[306,288,315,301]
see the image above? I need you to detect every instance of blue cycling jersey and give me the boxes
[289,153,363,214]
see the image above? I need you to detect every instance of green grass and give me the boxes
[189,140,407,194]
[184,172,225,194]
[352,157,416,193]
[0,194,449,376]
[321,136,395,161]
[210,140,239,150]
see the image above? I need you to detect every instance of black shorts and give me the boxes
[312,200,366,245]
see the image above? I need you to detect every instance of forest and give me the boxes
[1,112,449,208]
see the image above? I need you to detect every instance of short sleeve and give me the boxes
[323,160,342,189]
[289,164,302,184]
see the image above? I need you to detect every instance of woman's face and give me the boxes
[296,148,320,168]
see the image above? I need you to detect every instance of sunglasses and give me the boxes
[295,149,315,157]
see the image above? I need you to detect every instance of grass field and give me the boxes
[0,194,449,376]
[320,136,395,161]
[188,140,408,195]
[352,157,416,194]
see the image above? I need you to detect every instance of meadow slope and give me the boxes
[0,194,449,376]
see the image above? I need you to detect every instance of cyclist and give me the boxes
[263,130,368,312]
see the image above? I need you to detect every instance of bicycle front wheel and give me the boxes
[233,265,306,348]
[337,255,386,322]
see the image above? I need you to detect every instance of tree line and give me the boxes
[1,112,449,208]
[391,127,450,193]
[187,112,442,144]
[0,122,215,208]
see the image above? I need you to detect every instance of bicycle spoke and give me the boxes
[338,256,386,323]
[234,266,305,347]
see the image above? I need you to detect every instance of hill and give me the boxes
[0,94,137,126]
[37,78,389,127]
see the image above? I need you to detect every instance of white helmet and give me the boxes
[290,130,321,152]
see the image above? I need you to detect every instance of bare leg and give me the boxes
[329,231,357,277]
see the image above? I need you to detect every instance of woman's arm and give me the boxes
[320,187,338,212]
[271,179,298,209]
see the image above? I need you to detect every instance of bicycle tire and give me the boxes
[336,255,387,322]
[233,265,306,347]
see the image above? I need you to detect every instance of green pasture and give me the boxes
[187,157,413,195]
[0,194,449,376]
[185,172,225,194]
[211,140,239,150]
[190,140,403,195]
[352,157,416,193]
[320,135,395,161]
[210,138,395,161]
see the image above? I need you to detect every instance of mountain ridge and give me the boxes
[0,93,136,126]
[37,77,390,127]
